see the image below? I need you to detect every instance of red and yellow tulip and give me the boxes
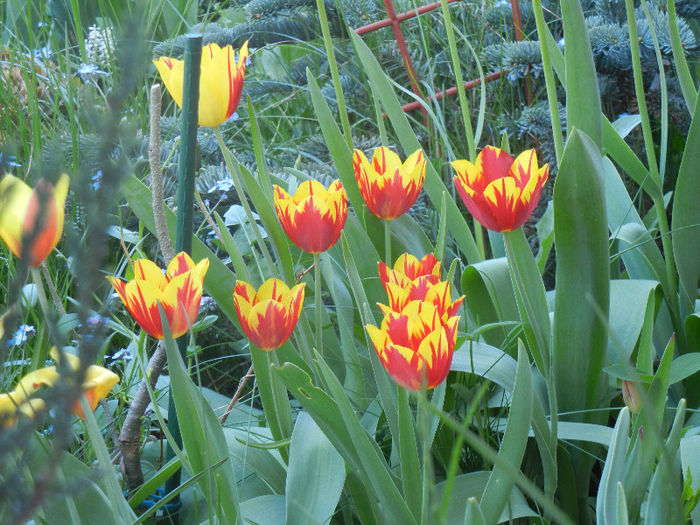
[0,173,69,266]
[353,147,426,220]
[452,146,548,232]
[378,253,441,289]
[366,300,460,391]
[233,278,305,350]
[108,252,209,340]
[154,41,249,128]
[274,180,348,254]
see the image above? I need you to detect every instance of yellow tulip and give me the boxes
[154,42,249,128]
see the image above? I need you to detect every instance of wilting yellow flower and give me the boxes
[153,42,249,128]
[108,252,209,339]
[274,180,348,254]
[452,146,548,232]
[233,278,305,350]
[0,173,69,266]
[353,147,426,220]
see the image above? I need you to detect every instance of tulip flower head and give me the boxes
[274,180,348,254]
[452,146,548,232]
[233,278,305,350]
[0,173,69,266]
[154,41,249,128]
[378,253,441,289]
[108,252,209,339]
[367,300,460,391]
[353,147,426,220]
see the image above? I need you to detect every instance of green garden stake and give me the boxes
[164,33,201,518]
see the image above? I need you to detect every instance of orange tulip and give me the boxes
[366,300,460,391]
[108,252,209,339]
[233,278,305,350]
[452,146,548,232]
[0,173,69,266]
[154,41,249,128]
[274,180,348,254]
[353,147,425,220]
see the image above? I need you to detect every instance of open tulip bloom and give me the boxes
[352,147,426,220]
[154,41,249,128]
[367,299,461,391]
[108,252,209,340]
[378,253,441,290]
[452,146,549,232]
[274,180,348,254]
[0,173,69,267]
[233,278,305,350]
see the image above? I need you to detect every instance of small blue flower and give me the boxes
[91,170,103,190]
[208,178,234,194]
[110,347,133,363]
[9,325,36,347]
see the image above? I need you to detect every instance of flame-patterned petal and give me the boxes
[233,278,305,350]
[452,146,548,232]
[274,180,348,254]
[108,253,209,339]
[353,147,426,220]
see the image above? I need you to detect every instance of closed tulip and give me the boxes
[452,146,548,232]
[353,147,426,220]
[233,278,305,350]
[0,173,69,266]
[274,180,348,254]
[154,41,249,128]
[108,252,209,339]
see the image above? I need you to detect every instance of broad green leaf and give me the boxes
[644,400,686,525]
[596,407,631,525]
[667,0,698,113]
[349,31,481,264]
[461,258,518,347]
[241,494,285,525]
[161,325,240,524]
[451,341,517,392]
[669,353,700,385]
[397,386,421,521]
[275,361,416,525]
[503,228,551,372]
[286,412,345,525]
[225,428,286,496]
[612,114,642,139]
[464,498,487,525]
[480,343,533,524]
[671,96,700,319]
[687,313,700,352]
[552,128,609,422]
[250,348,293,455]
[562,0,602,147]
[607,280,659,361]
[433,471,538,524]
[680,432,700,525]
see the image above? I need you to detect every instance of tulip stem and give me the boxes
[314,253,323,357]
[30,267,50,317]
[214,126,275,280]
[384,220,392,265]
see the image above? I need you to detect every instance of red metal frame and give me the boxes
[353,0,525,113]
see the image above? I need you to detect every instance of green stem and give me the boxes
[533,0,563,164]
[314,252,323,358]
[439,0,475,161]
[316,0,353,151]
[625,0,678,333]
[214,127,274,278]
[384,220,392,265]
[30,267,50,315]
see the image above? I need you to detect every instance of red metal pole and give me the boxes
[399,70,503,112]
[354,0,462,35]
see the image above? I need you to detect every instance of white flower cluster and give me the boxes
[85,24,115,65]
